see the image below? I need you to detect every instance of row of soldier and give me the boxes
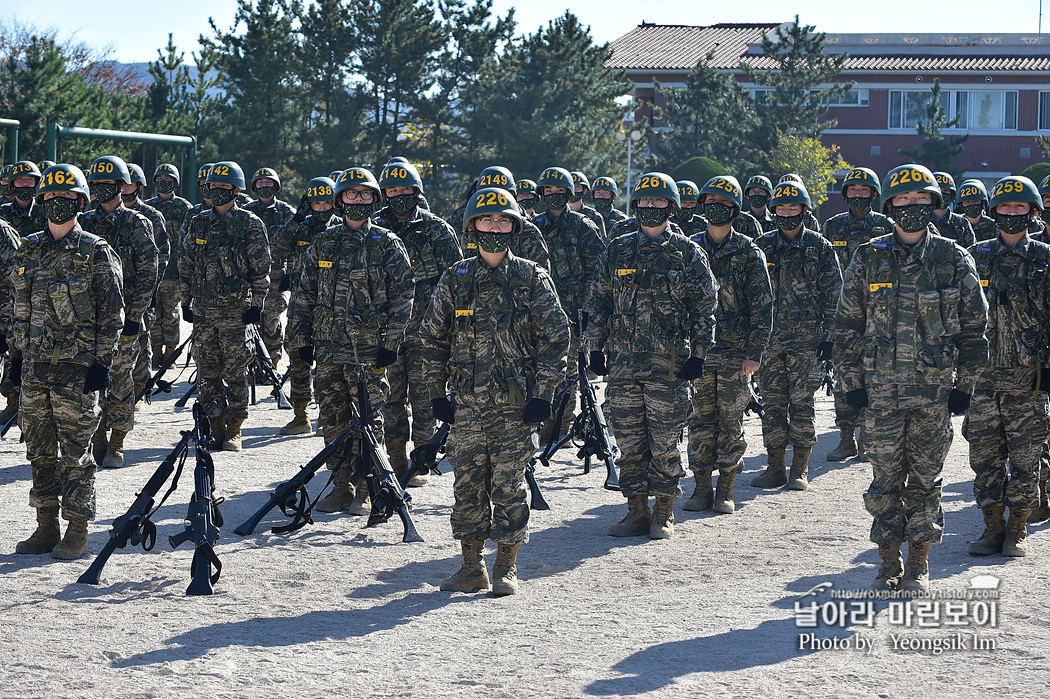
[2,155,1049,596]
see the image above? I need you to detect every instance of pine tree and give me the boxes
[899,79,969,174]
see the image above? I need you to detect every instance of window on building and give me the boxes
[1039,92,1050,130]
[889,90,949,128]
[821,89,869,107]
[890,89,1017,131]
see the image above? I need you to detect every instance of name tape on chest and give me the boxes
[319,260,332,268]
[869,282,893,292]
[455,309,473,317]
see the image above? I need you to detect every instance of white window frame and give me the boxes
[889,88,1018,132]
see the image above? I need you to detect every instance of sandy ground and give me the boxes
[2,340,1049,698]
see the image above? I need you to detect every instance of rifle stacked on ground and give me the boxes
[1,408,18,439]
[745,378,765,418]
[247,325,291,410]
[821,361,836,398]
[399,422,451,490]
[136,334,193,404]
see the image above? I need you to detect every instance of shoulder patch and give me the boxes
[371,232,383,240]
[872,241,888,249]
[455,265,470,275]
[978,244,992,253]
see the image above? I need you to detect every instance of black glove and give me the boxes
[298,345,314,365]
[432,396,455,424]
[845,388,868,410]
[376,346,398,368]
[1035,368,1050,393]
[580,311,589,334]
[121,320,140,337]
[291,193,310,224]
[677,356,705,381]
[9,356,22,387]
[182,305,194,324]
[83,362,111,394]
[588,350,608,376]
[948,389,972,416]
[523,398,552,424]
[242,306,262,325]
[279,275,291,292]
[0,335,8,355]
[816,341,833,361]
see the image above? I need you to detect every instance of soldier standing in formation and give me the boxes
[834,163,989,591]
[0,217,20,425]
[568,171,607,242]
[146,163,194,362]
[931,172,976,248]
[459,167,550,271]
[590,176,627,232]
[421,187,569,595]
[744,175,777,234]
[246,168,296,365]
[671,180,705,236]
[957,180,996,242]
[0,162,47,236]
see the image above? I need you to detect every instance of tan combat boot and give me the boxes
[683,469,713,511]
[387,440,427,487]
[870,541,904,590]
[650,496,675,539]
[102,429,127,469]
[713,471,737,514]
[491,542,521,596]
[91,426,108,466]
[223,418,245,451]
[280,401,313,435]
[856,426,868,462]
[347,475,372,516]
[441,539,490,593]
[968,505,1006,556]
[1029,476,1049,523]
[0,393,18,425]
[15,506,61,554]
[1002,509,1031,557]
[788,447,812,491]
[51,519,89,560]
[826,427,858,462]
[315,470,356,513]
[608,494,651,537]
[752,448,787,489]
[208,416,226,451]
[901,541,932,591]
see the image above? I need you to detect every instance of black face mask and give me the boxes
[43,196,80,224]
[89,182,121,203]
[155,180,176,194]
[703,201,735,226]
[893,203,933,233]
[775,213,805,231]
[121,192,138,205]
[13,186,35,203]
[209,186,236,207]
[388,193,417,217]
[960,203,985,219]
[312,209,334,225]
[939,191,954,208]
[635,206,670,228]
[477,231,511,253]
[1040,209,1050,225]
[255,186,276,200]
[748,194,768,210]
[847,196,874,212]
[517,197,535,211]
[343,203,372,221]
[198,183,210,201]
[544,192,569,211]
[569,192,584,203]
[0,183,11,198]
[593,198,613,212]
[994,211,1030,235]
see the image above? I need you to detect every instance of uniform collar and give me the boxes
[990,232,1033,256]
[635,226,671,248]
[773,229,805,249]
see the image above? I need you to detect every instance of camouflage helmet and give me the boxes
[476,165,515,195]
[197,163,215,182]
[933,171,956,193]
[463,187,522,235]
[332,167,381,209]
[1040,175,1050,198]
[328,170,342,181]
[699,175,744,211]
[570,171,591,191]
[0,163,11,182]
[676,180,700,204]
[536,166,574,195]
[36,160,57,173]
[251,167,281,192]
[957,179,988,205]
[744,175,773,198]
[379,161,425,195]
[303,176,336,203]
[591,176,618,196]
[128,163,148,188]
[87,155,132,184]
[988,176,1043,212]
[516,179,537,197]
[36,163,90,206]
[154,163,181,185]
[778,173,803,185]
[206,161,247,190]
[769,179,812,210]
[630,172,681,212]
[386,156,410,164]
[841,167,881,198]
[880,164,942,214]
[9,160,42,185]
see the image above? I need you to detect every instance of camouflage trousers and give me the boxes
[833,388,864,430]
[103,334,139,432]
[133,308,156,396]
[687,369,749,476]
[382,340,433,447]
[155,278,182,350]
[0,355,15,399]
[962,389,1048,511]
[194,311,252,421]
[316,362,387,470]
[261,287,289,362]
[608,377,689,498]
[286,347,314,406]
[758,349,823,450]
[863,397,951,545]
[447,402,537,544]
[21,375,100,520]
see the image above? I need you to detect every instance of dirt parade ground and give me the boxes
[1,342,1049,698]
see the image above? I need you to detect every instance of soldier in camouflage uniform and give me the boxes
[776,175,821,231]
[81,156,159,468]
[246,168,296,365]
[591,176,628,232]
[290,167,413,514]
[820,167,894,462]
[686,175,773,514]
[957,179,996,242]
[372,162,462,486]
[834,164,989,591]
[0,164,13,205]
[271,177,339,436]
[1035,174,1050,523]
[585,173,717,539]
[568,171,607,242]
[11,164,124,559]
[515,179,538,220]
[744,175,777,233]
[421,187,569,595]
[963,176,1050,557]
[0,162,47,235]
[458,168,549,272]
[931,172,976,248]
[752,181,842,491]
[179,161,270,452]
[146,163,194,362]
[0,217,20,425]
[671,180,705,236]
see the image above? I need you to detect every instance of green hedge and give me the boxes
[1021,162,1050,186]
[670,156,730,187]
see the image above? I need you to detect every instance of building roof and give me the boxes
[605,23,779,71]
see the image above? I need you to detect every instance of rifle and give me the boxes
[745,377,765,418]
[175,379,198,408]
[399,422,451,490]
[168,402,224,596]
[78,430,193,585]
[573,351,620,491]
[1,409,18,439]
[821,361,836,397]
[136,334,193,404]
[247,325,292,410]
[234,401,383,536]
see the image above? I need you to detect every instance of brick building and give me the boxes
[607,22,1050,217]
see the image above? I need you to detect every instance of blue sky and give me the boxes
[2,0,1046,65]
